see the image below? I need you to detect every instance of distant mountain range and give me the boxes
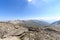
[0,20,60,27]
[52,20,60,25]
[8,20,50,27]
[51,20,60,27]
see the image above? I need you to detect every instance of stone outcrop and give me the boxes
[0,22,28,38]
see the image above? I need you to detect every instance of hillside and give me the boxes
[0,22,28,38]
[0,20,60,40]
[8,20,50,27]
[51,20,60,27]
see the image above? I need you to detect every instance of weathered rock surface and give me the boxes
[0,22,60,40]
[0,22,28,38]
[0,36,21,40]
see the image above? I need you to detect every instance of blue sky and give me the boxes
[0,0,60,22]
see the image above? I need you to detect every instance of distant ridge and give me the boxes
[51,20,60,27]
[8,20,50,27]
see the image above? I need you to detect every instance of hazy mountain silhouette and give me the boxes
[8,20,50,27]
[51,20,60,27]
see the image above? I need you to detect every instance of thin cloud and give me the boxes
[22,17,60,21]
[27,0,56,8]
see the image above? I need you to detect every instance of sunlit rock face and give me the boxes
[0,36,20,40]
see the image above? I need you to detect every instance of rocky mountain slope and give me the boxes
[0,20,60,40]
[0,22,28,38]
[0,25,60,40]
